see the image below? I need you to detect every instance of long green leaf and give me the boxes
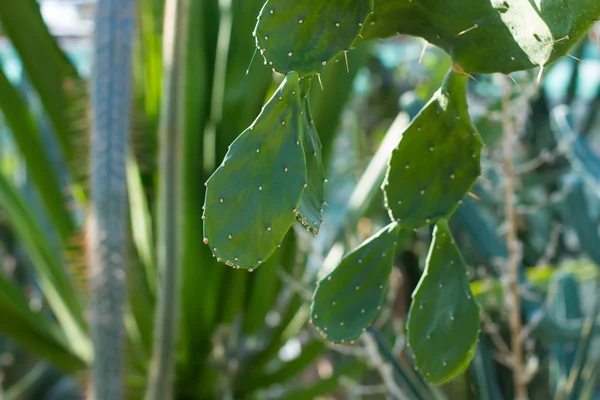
[177,0,223,385]
[0,172,90,363]
[145,0,187,398]
[0,273,85,372]
[0,65,75,243]
[0,0,87,184]
[127,152,157,295]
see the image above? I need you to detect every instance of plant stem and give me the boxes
[144,0,188,398]
[501,76,528,400]
[90,0,135,398]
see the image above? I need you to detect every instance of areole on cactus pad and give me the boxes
[203,0,600,386]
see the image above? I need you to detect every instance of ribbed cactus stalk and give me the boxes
[89,0,135,398]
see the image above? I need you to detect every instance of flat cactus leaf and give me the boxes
[310,222,400,344]
[360,0,600,74]
[203,72,306,270]
[253,0,373,76]
[383,70,482,230]
[297,79,326,235]
[406,220,480,385]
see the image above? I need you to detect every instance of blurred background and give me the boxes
[1,1,600,399]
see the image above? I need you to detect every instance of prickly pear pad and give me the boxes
[297,79,326,235]
[254,0,373,76]
[362,0,600,74]
[360,0,600,74]
[383,70,482,230]
[203,72,306,270]
[406,220,480,384]
[310,222,400,343]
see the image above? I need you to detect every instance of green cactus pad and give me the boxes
[296,79,326,235]
[203,72,306,270]
[406,220,480,384]
[310,222,400,343]
[253,0,373,76]
[383,70,482,230]
[361,0,600,74]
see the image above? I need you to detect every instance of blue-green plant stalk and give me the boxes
[89,0,135,398]
[144,0,188,398]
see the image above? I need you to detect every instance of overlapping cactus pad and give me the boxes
[360,0,600,74]
[310,222,400,343]
[406,220,480,384]
[383,71,482,230]
[297,80,326,235]
[203,73,306,270]
[202,0,600,387]
[253,0,373,76]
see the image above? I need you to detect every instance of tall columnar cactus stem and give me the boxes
[383,70,482,230]
[310,222,400,343]
[253,0,373,76]
[297,79,326,235]
[406,220,481,384]
[89,0,135,398]
[360,0,600,74]
[203,73,306,270]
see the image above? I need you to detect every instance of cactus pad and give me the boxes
[406,220,480,384]
[310,222,400,343]
[361,0,600,74]
[253,0,373,76]
[383,70,482,230]
[296,80,326,235]
[203,73,306,270]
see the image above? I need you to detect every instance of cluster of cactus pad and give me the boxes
[203,0,600,385]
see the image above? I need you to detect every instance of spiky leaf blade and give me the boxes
[383,70,482,230]
[203,72,306,269]
[254,0,373,76]
[310,222,400,343]
[407,220,480,384]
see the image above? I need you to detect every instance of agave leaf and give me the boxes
[0,273,85,372]
[0,66,75,244]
